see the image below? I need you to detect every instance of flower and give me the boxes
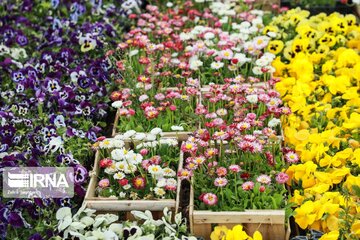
[177,169,193,180]
[154,187,166,197]
[111,101,123,108]
[202,193,218,206]
[268,118,281,128]
[229,165,241,173]
[275,172,289,184]
[216,167,228,177]
[285,151,299,163]
[181,141,198,153]
[171,125,184,131]
[242,181,254,191]
[118,178,129,186]
[148,165,163,177]
[132,176,146,190]
[246,94,258,104]
[256,174,271,185]
[210,226,229,240]
[211,61,225,70]
[100,158,113,168]
[214,177,228,187]
[98,179,110,188]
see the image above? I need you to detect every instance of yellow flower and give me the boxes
[292,38,310,53]
[294,129,310,141]
[289,54,314,81]
[352,62,360,80]
[336,48,360,68]
[342,87,359,101]
[283,45,297,61]
[272,57,287,77]
[263,25,278,35]
[225,225,249,240]
[294,201,317,229]
[318,230,339,240]
[324,215,339,232]
[350,148,360,166]
[252,231,263,240]
[319,154,342,168]
[343,112,360,129]
[291,190,305,205]
[318,34,336,47]
[351,220,360,237]
[276,77,295,95]
[332,17,348,35]
[322,74,350,95]
[344,14,357,27]
[322,60,335,74]
[210,226,229,240]
[329,167,350,184]
[267,40,284,55]
[343,174,360,194]
[305,182,330,195]
[319,22,336,35]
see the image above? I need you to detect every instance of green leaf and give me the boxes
[352,185,360,197]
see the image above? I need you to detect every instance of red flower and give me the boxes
[110,91,122,101]
[118,178,128,186]
[96,136,106,141]
[129,14,137,19]
[240,172,250,180]
[99,158,113,168]
[132,176,146,190]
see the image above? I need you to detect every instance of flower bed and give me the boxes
[108,0,279,133]
[267,8,360,239]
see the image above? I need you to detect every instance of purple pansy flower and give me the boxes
[73,165,88,184]
[11,71,25,82]
[16,35,28,46]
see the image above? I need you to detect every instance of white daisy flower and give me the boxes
[114,172,125,180]
[210,61,224,70]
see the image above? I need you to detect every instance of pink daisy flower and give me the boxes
[256,174,272,185]
[202,193,218,206]
[285,151,299,163]
[242,181,254,191]
[214,177,228,187]
[276,172,289,184]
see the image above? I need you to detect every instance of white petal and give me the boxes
[58,216,72,231]
[56,207,72,220]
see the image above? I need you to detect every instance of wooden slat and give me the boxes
[193,210,285,224]
[175,151,184,214]
[112,108,120,137]
[84,150,100,199]
[85,199,176,211]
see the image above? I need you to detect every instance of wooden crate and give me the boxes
[189,182,290,240]
[84,150,184,217]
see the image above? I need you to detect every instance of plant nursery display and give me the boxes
[0,0,359,239]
